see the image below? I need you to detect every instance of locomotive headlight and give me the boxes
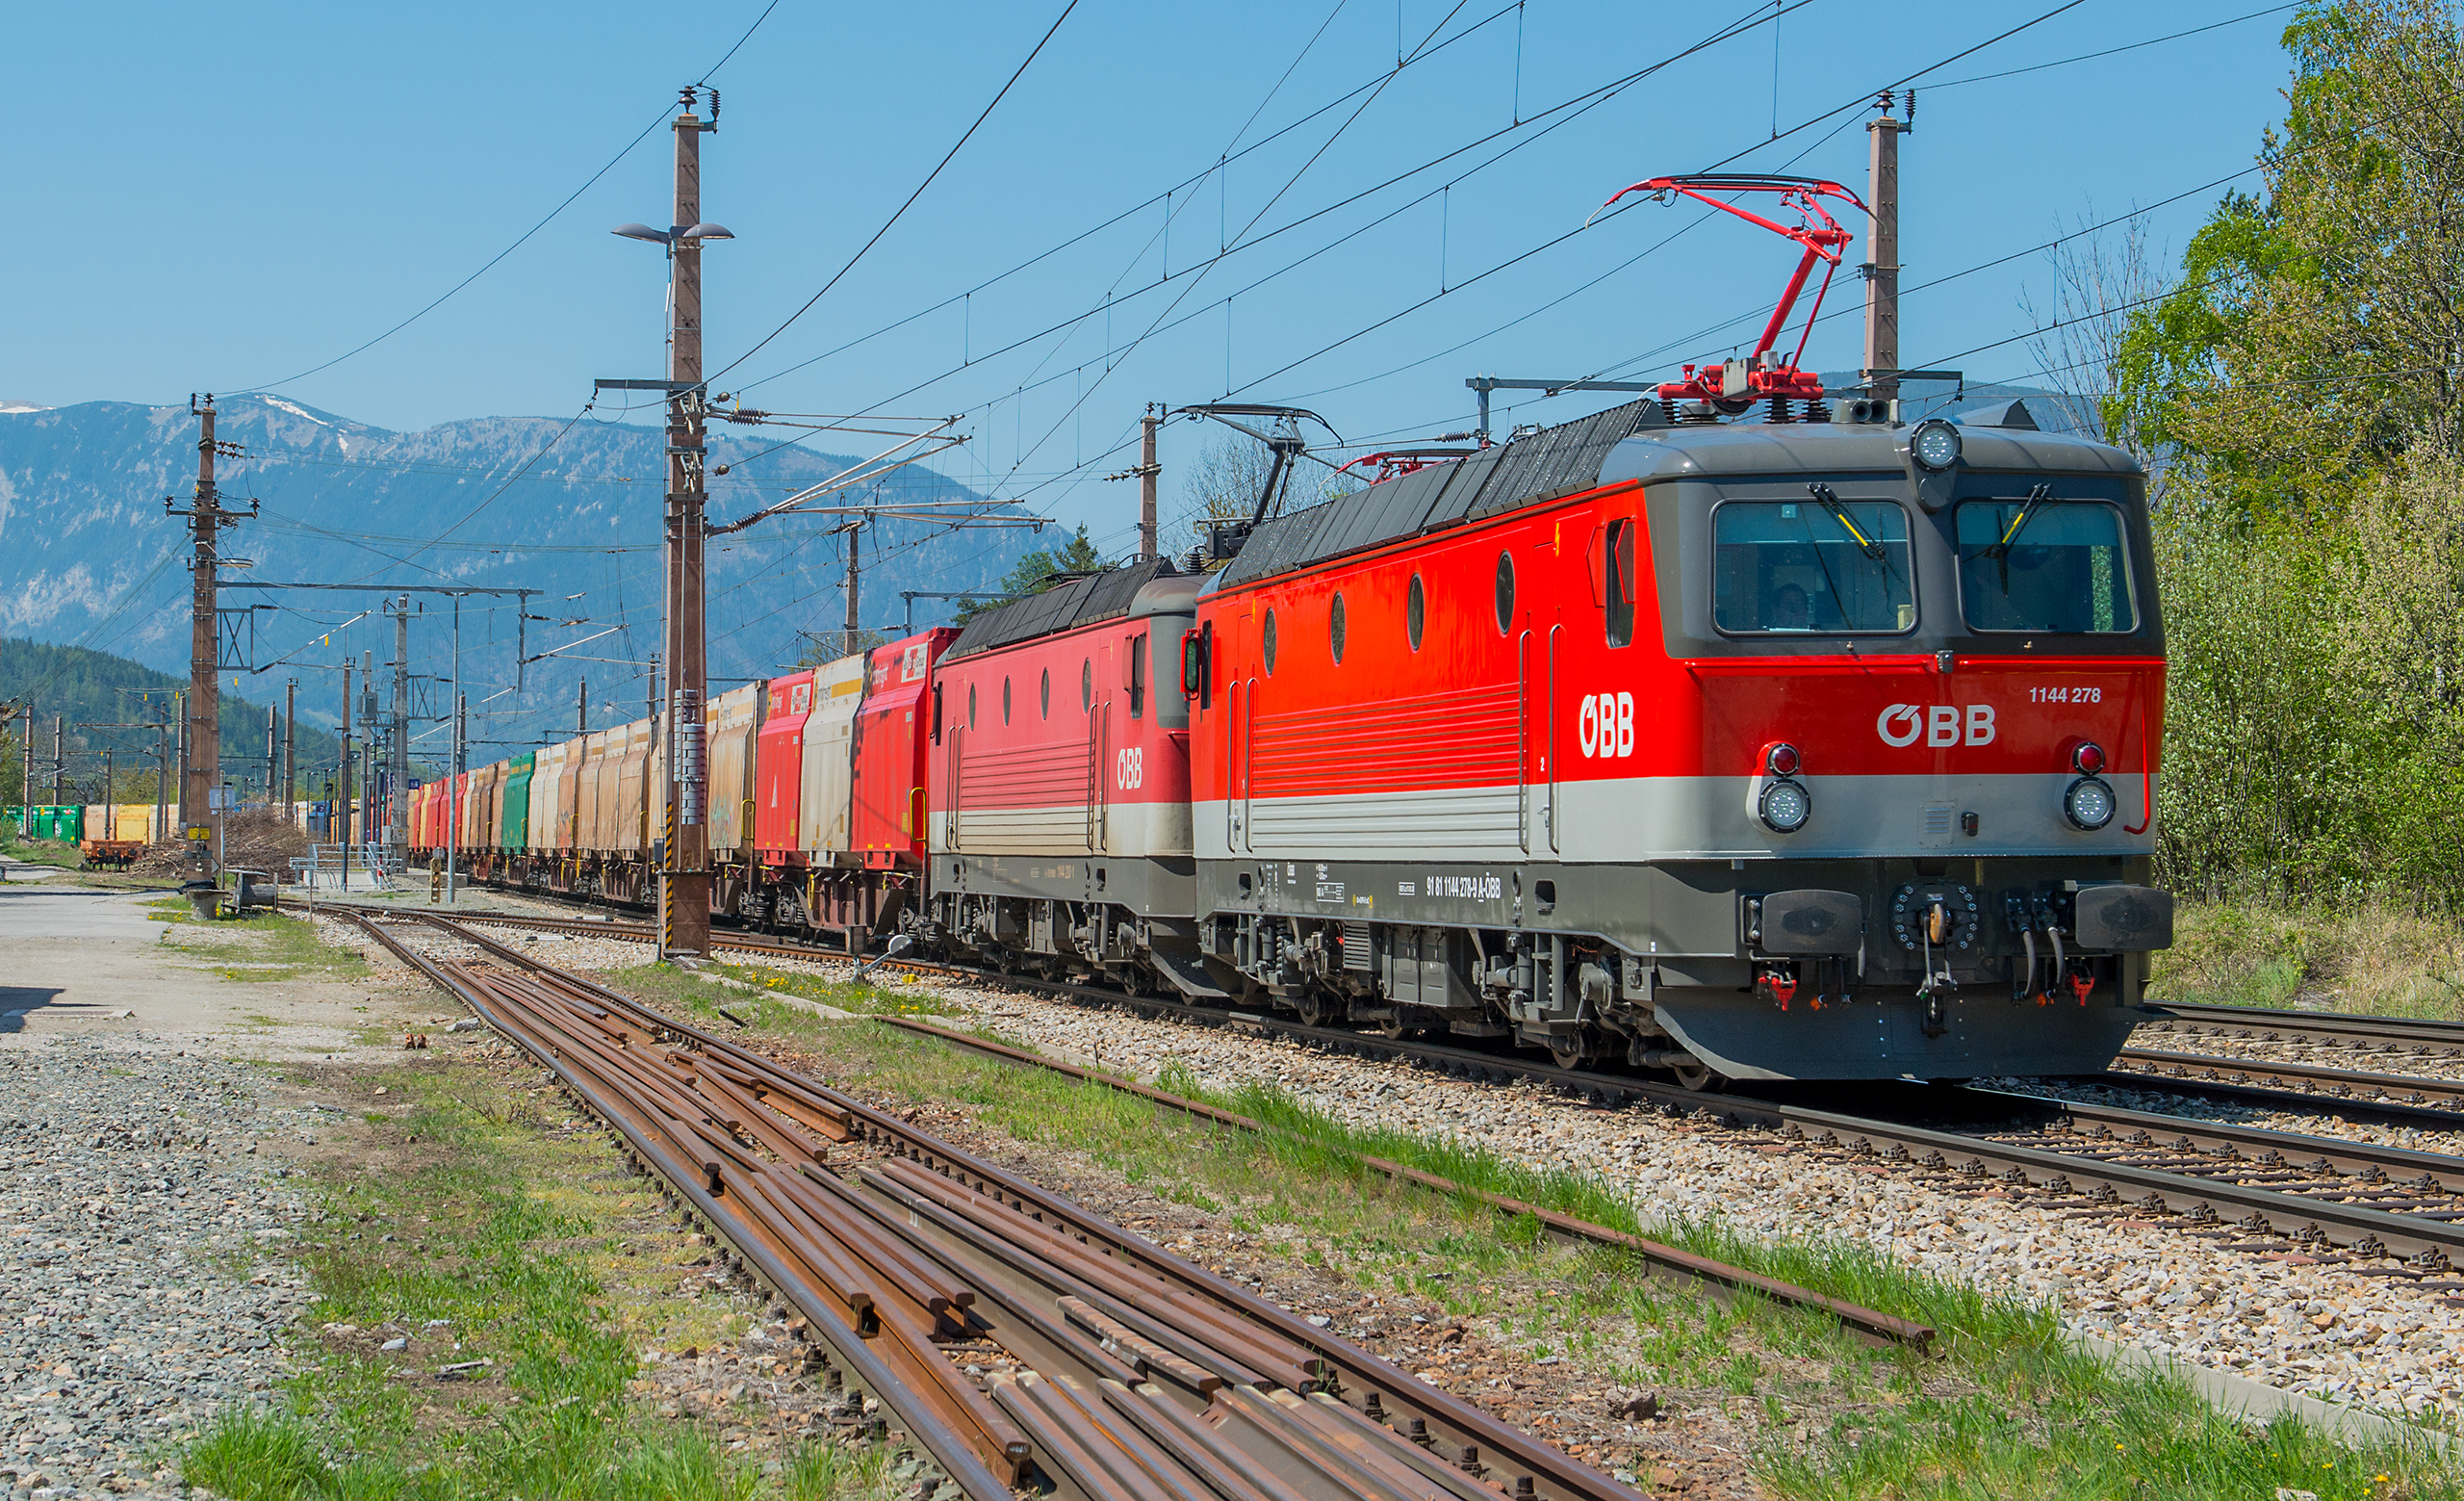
[2064,777,2117,831]
[1758,779,1811,833]
[1909,418,1962,472]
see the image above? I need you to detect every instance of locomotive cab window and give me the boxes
[1712,499,1914,634]
[1128,634,1145,719]
[1955,499,2138,634]
[1604,519,1638,647]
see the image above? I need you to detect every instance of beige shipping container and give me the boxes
[706,683,766,858]
[577,729,617,850]
[461,763,500,851]
[614,720,653,853]
[528,739,568,855]
[798,655,870,860]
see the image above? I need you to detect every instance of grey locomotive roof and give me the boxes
[943,558,1202,662]
[1219,396,2142,591]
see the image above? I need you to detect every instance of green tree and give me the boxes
[951,525,1109,624]
[2112,0,2464,512]
[2103,0,2464,901]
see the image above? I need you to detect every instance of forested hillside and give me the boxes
[0,637,344,805]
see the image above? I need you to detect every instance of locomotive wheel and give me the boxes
[1548,1032,1599,1072]
[1295,993,1338,1028]
[1672,1062,1722,1093]
[1374,1012,1411,1041]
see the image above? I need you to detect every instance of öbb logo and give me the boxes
[1578,692,1634,758]
[1877,704,1996,748]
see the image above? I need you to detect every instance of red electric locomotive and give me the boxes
[1168,394,2170,1084]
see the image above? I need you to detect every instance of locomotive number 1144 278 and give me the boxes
[2027,686,2104,704]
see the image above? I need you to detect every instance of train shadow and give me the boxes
[0,987,69,1033]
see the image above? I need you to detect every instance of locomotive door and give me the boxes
[1227,612,1250,851]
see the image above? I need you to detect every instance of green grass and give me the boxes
[2151,895,2464,1020]
[144,896,369,981]
[177,1058,901,1501]
[804,1020,2464,1501]
[603,961,958,1035]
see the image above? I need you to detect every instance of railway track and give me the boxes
[346,905,1773,1501]
[2146,1001,2464,1057]
[2109,1048,2464,1113]
[328,900,2464,1272]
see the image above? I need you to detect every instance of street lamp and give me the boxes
[611,222,735,246]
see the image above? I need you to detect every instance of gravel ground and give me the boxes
[0,1038,315,1500]
[445,919,2464,1424]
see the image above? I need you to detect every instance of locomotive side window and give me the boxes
[1129,633,1146,719]
[1040,668,1051,720]
[1955,500,2138,634]
[1711,500,1913,634]
[968,683,978,730]
[1605,519,1638,647]
[1495,552,1515,634]
[1002,677,1013,725]
[1263,609,1279,674]
[1329,593,1347,663]
[1081,659,1091,712]
[1406,575,1425,651]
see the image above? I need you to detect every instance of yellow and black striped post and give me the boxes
[659,796,678,958]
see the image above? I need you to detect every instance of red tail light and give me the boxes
[1765,742,1802,778]
[2072,741,2106,777]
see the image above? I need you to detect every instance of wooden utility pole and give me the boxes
[1139,405,1161,560]
[389,601,410,857]
[661,89,715,961]
[168,396,249,883]
[841,519,863,658]
[1861,93,1908,407]
[339,659,353,867]
[265,707,277,812]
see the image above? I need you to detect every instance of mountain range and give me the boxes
[0,395,1039,749]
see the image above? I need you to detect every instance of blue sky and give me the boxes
[9,0,2297,557]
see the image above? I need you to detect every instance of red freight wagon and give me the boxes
[755,669,815,866]
[850,629,958,867]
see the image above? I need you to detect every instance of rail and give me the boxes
[351,908,1664,1501]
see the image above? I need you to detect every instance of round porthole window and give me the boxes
[1002,677,1012,725]
[1081,659,1092,711]
[1329,594,1347,663]
[968,683,977,729]
[1406,574,1425,651]
[1263,609,1278,675]
[1494,552,1515,634]
[1040,668,1051,719]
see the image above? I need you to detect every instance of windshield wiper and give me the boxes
[1805,482,1885,561]
[1983,482,2053,561]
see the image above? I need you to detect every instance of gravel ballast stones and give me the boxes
[0,1039,313,1500]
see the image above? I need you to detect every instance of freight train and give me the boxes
[413,384,2172,1086]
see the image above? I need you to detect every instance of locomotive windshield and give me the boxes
[1955,499,2137,634]
[1712,498,1915,634]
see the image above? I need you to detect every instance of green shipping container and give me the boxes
[499,752,534,851]
[24,806,82,841]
